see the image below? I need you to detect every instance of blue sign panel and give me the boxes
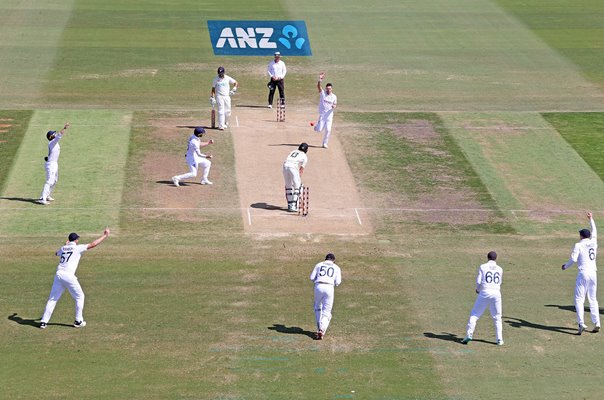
[208,20,312,56]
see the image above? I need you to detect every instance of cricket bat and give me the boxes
[211,104,216,129]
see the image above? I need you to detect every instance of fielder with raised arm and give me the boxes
[39,228,110,329]
[210,66,238,131]
[461,251,504,346]
[172,127,214,186]
[312,72,337,149]
[310,253,342,340]
[282,142,308,212]
[38,123,70,205]
[562,211,601,334]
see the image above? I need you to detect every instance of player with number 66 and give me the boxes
[461,251,504,345]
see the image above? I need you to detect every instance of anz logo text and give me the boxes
[208,20,312,56]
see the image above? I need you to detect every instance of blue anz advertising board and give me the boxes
[208,20,312,56]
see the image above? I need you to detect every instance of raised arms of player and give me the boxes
[588,212,597,240]
[317,72,325,92]
[87,228,110,250]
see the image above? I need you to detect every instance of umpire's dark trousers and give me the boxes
[268,79,285,106]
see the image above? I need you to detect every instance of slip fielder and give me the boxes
[461,251,504,346]
[310,253,342,340]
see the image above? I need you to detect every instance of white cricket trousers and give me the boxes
[174,159,211,182]
[216,94,232,129]
[313,283,335,333]
[282,164,301,206]
[40,161,58,200]
[41,271,85,323]
[466,290,502,342]
[575,270,600,326]
[314,113,334,147]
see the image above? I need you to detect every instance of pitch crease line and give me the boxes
[354,208,362,225]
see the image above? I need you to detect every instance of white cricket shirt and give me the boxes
[185,135,204,163]
[56,242,88,275]
[212,75,236,97]
[475,260,503,293]
[564,219,597,272]
[283,149,307,169]
[267,60,287,79]
[46,133,63,163]
[310,260,342,286]
[318,90,337,116]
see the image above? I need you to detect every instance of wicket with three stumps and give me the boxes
[298,186,309,216]
[277,98,285,122]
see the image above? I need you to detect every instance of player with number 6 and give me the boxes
[461,251,504,346]
[309,253,342,340]
[562,211,601,335]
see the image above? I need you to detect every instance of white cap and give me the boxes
[274,51,281,56]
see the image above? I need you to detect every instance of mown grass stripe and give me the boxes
[0,109,132,235]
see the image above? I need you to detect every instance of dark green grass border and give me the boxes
[0,110,32,193]
[542,112,604,180]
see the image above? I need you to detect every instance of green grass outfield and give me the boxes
[1,0,604,399]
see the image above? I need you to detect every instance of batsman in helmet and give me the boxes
[282,143,308,212]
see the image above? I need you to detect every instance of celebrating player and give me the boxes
[309,253,342,340]
[461,251,504,346]
[39,228,110,329]
[38,122,70,205]
[312,72,338,149]
[282,142,308,212]
[172,127,214,186]
[210,66,238,131]
[562,211,601,334]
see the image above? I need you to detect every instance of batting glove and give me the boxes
[210,97,217,106]
[229,88,237,95]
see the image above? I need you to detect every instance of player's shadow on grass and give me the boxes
[175,125,220,130]
[0,197,41,205]
[504,316,577,335]
[251,202,287,211]
[8,313,71,329]
[423,331,494,345]
[545,304,604,315]
[268,324,315,339]
[156,180,193,186]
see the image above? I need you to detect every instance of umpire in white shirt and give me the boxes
[267,52,286,108]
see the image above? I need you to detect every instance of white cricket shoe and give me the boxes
[39,322,47,329]
[578,323,588,335]
[322,144,328,149]
[200,180,213,185]
[47,196,55,201]
[171,177,180,187]
[74,320,87,328]
[267,104,272,109]
[461,336,472,344]
[37,198,49,205]
[496,340,504,346]
[594,325,601,333]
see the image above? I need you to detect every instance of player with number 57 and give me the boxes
[461,251,504,346]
